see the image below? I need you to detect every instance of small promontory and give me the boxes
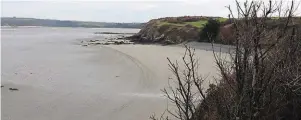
[128,16,227,44]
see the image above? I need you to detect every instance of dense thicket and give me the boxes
[199,19,221,43]
[151,1,301,120]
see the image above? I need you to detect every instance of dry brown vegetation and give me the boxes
[151,0,301,120]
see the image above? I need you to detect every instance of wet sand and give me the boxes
[1,27,221,120]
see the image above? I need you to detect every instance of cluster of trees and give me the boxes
[199,19,221,43]
[152,0,301,120]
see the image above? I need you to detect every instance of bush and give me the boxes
[151,1,301,120]
[199,19,220,43]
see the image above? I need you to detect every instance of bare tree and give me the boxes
[217,0,301,119]
[150,45,208,120]
[151,0,301,120]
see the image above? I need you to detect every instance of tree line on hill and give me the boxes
[1,17,144,28]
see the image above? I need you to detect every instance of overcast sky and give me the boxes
[1,0,300,23]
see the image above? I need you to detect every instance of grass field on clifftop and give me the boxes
[157,17,228,29]
[157,20,207,28]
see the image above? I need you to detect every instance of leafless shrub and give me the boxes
[150,45,208,120]
[215,0,301,119]
[151,0,301,120]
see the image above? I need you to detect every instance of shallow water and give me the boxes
[1,27,163,120]
[1,27,221,120]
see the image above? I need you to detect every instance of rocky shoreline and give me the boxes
[81,39,134,46]
[81,32,136,46]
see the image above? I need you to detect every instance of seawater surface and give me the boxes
[1,27,164,120]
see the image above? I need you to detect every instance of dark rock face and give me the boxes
[129,19,200,44]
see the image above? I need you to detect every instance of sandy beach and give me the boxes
[1,27,222,120]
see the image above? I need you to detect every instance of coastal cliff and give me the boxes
[128,16,301,45]
[129,16,227,44]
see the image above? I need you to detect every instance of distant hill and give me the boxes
[1,17,144,28]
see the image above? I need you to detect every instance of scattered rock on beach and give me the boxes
[89,40,99,42]
[114,41,124,45]
[82,39,134,46]
[9,88,19,91]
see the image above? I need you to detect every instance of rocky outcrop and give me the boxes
[129,18,201,44]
